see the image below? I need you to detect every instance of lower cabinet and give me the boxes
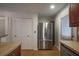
[8,45,21,56]
[60,43,79,56]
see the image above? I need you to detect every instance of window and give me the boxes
[61,15,72,40]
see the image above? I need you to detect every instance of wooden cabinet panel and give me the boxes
[8,45,21,56]
[69,4,79,27]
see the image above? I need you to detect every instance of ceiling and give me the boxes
[0,3,68,16]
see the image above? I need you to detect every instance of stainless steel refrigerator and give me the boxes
[38,22,54,50]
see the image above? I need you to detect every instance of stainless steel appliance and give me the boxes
[38,22,54,50]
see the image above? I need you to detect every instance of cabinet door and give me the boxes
[69,4,79,27]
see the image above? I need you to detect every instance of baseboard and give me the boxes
[21,49,33,51]
[21,48,38,51]
[33,48,38,50]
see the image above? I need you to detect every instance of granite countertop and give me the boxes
[0,41,21,56]
[60,40,79,55]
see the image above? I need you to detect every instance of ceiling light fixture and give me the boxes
[50,5,55,9]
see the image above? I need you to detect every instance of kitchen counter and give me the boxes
[0,41,21,56]
[60,40,79,55]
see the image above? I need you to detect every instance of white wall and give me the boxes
[55,5,77,50]
[0,10,38,50]
[0,10,12,42]
[32,14,38,50]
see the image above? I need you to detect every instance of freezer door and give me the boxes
[45,40,53,49]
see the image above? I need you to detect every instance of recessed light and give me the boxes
[50,5,55,9]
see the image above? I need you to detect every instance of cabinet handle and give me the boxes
[14,35,16,37]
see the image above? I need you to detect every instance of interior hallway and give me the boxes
[21,47,60,56]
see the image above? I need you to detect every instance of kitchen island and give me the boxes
[60,40,79,56]
[0,41,21,56]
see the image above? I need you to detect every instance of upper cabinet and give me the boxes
[69,4,79,27]
[69,3,79,27]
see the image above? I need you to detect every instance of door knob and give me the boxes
[14,35,16,37]
[27,35,29,37]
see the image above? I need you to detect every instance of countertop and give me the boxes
[60,40,79,55]
[0,41,21,56]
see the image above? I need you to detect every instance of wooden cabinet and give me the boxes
[60,43,79,56]
[69,4,79,27]
[8,45,21,56]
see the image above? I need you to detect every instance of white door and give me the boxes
[12,18,33,49]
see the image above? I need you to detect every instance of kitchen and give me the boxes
[0,3,79,56]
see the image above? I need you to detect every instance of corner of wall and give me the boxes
[54,5,69,50]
